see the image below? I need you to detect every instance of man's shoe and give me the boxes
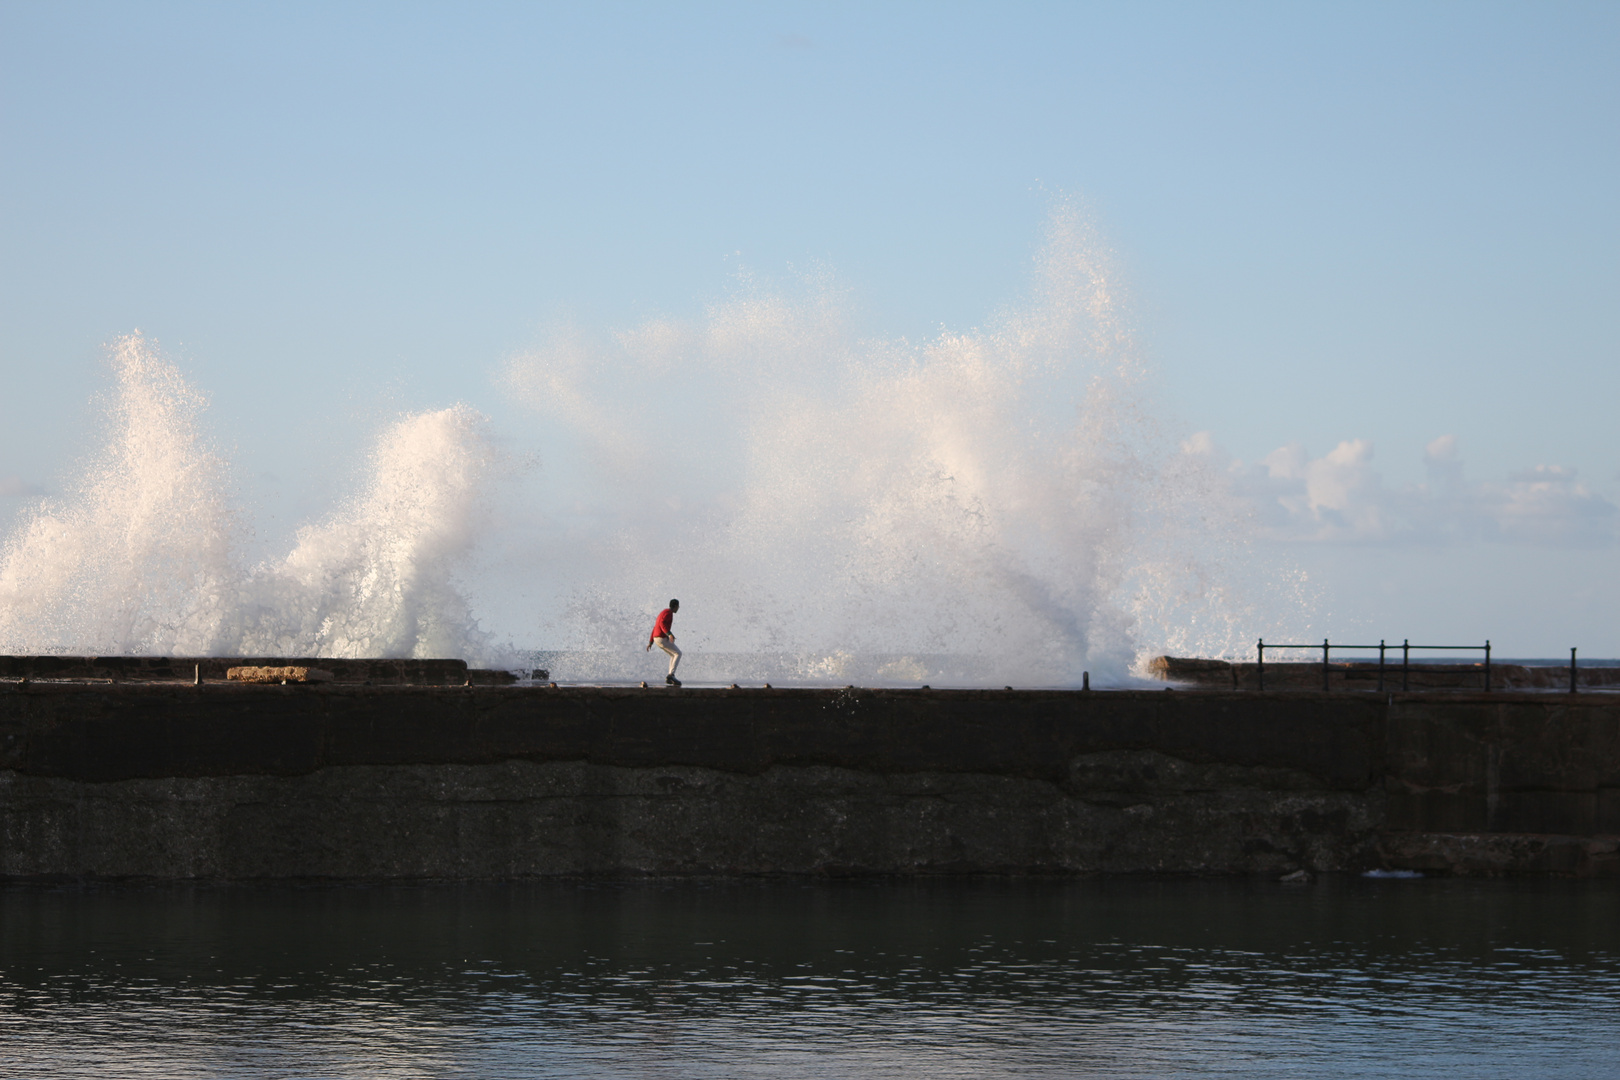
[666,674,681,687]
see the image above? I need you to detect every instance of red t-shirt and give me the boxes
[649,608,674,643]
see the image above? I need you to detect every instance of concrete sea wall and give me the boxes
[1149,655,1620,692]
[1,682,1616,880]
[0,655,516,685]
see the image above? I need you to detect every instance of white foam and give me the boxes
[0,335,501,662]
[0,210,1311,680]
[502,207,1307,685]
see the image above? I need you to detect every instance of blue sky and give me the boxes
[2,1,1617,657]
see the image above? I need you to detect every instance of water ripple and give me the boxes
[2,878,1617,1078]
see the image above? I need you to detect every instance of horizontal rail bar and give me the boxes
[1261,643,1489,652]
[1260,643,1386,651]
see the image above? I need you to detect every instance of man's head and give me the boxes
[669,599,680,612]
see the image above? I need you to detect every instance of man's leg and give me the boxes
[657,637,681,676]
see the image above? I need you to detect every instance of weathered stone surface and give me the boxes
[1149,655,1620,692]
[1145,656,1237,685]
[0,655,515,685]
[1379,831,1620,877]
[0,758,1384,879]
[226,666,333,684]
[0,684,1387,786]
[1383,695,1620,835]
[0,682,1615,880]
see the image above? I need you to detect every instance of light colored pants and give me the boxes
[653,635,681,676]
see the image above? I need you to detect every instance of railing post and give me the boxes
[1402,639,1410,692]
[1257,639,1265,691]
[1484,640,1491,693]
[1571,647,1578,694]
[1378,639,1386,692]
[1323,638,1331,692]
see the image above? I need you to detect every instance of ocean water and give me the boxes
[2,878,1616,1078]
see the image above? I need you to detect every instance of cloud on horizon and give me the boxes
[1184,433,1618,547]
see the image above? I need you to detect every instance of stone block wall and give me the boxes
[0,682,1614,879]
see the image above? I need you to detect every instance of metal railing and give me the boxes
[1256,638,1495,692]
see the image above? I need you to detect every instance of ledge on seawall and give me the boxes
[0,654,514,685]
[1,679,1616,882]
[1148,654,1620,692]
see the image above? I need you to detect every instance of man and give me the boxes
[646,598,681,686]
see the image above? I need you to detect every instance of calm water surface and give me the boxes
[1,877,1617,1078]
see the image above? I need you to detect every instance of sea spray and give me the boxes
[0,335,502,661]
[0,212,1310,679]
[503,207,1301,685]
[238,404,499,659]
[0,335,236,655]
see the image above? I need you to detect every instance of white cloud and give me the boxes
[1179,430,1216,457]
[1491,465,1615,544]
[1194,435,1617,547]
[0,475,45,497]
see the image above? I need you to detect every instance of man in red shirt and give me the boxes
[646,598,681,686]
